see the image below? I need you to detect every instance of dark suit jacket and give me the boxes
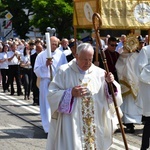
[66,53,74,62]
[30,53,38,87]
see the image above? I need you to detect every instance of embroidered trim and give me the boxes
[57,88,74,114]
[120,79,137,99]
[82,97,96,149]
[104,82,118,104]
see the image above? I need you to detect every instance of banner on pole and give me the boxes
[73,0,98,28]
[73,0,150,29]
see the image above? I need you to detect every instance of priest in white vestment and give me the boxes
[46,43,123,150]
[134,45,150,150]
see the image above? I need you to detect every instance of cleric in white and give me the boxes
[46,43,123,150]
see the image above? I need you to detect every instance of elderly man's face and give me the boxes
[51,38,59,52]
[76,50,93,71]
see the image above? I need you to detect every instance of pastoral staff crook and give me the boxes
[92,12,128,150]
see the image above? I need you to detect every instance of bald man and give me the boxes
[34,36,67,133]
[58,38,72,56]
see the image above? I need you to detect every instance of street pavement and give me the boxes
[0,85,148,150]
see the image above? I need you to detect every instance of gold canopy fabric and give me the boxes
[73,0,150,29]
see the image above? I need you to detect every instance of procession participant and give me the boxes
[116,34,126,53]
[20,45,32,100]
[137,35,145,52]
[98,36,119,82]
[34,36,67,134]
[0,44,3,86]
[30,42,43,106]
[144,35,149,46]
[28,39,36,55]
[66,41,77,62]
[134,45,150,150]
[58,38,72,56]
[116,35,143,133]
[7,42,22,96]
[46,43,123,150]
[0,44,10,92]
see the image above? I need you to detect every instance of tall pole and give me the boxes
[92,12,129,150]
[46,27,56,81]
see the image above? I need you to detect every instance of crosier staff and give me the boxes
[92,13,128,150]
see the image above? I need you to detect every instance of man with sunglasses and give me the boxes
[99,36,119,82]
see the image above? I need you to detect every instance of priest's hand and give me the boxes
[72,85,87,97]
[105,72,114,83]
[46,59,53,66]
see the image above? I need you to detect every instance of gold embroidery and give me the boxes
[82,95,96,149]
[120,79,138,99]
[79,78,96,149]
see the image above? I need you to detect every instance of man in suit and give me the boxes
[66,41,77,62]
[30,42,43,106]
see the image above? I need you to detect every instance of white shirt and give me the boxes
[116,41,123,52]
[20,54,32,69]
[7,50,21,65]
[0,52,8,69]
[31,49,36,55]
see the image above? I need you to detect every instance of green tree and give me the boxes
[0,0,34,39]
[0,0,75,39]
[31,0,74,39]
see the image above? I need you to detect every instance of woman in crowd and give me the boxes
[0,44,10,92]
[20,44,32,100]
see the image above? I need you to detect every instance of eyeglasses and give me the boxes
[109,44,117,47]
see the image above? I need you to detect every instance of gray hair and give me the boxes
[76,43,94,55]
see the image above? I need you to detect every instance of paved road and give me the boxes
[0,88,146,150]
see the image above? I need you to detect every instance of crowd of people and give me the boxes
[0,33,149,150]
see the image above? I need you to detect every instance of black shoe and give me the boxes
[18,92,23,96]
[33,103,38,106]
[140,147,147,150]
[125,127,135,133]
[10,93,14,95]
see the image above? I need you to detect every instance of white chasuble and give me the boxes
[46,59,122,150]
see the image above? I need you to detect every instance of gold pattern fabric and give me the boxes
[82,97,96,149]
[73,0,150,29]
[120,79,137,99]
[79,78,96,149]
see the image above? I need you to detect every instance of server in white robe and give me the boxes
[116,51,143,133]
[34,36,67,133]
[46,43,123,150]
[134,45,150,150]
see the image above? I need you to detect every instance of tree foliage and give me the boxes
[31,0,74,39]
[0,0,74,39]
[0,0,34,39]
